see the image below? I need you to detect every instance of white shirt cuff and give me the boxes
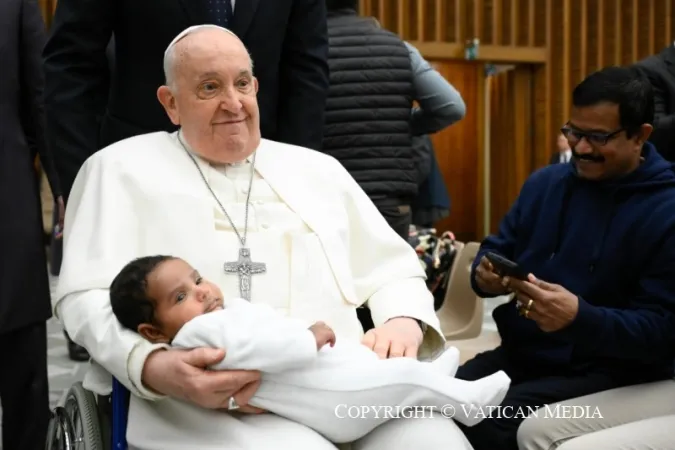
[126,339,171,400]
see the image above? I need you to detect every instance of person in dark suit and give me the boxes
[633,44,675,162]
[43,0,329,361]
[0,0,62,448]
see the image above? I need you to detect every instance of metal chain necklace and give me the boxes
[177,133,266,301]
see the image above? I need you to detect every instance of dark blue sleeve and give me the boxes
[553,233,675,365]
[470,190,523,298]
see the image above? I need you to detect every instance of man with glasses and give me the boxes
[453,66,675,450]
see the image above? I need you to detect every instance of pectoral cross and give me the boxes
[224,248,266,301]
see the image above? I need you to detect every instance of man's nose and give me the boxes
[219,89,243,112]
[574,138,593,154]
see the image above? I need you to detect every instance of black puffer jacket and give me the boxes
[323,10,416,199]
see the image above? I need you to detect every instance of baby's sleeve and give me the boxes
[171,304,318,373]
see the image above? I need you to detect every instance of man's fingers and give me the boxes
[185,347,226,368]
[361,330,376,350]
[210,370,260,399]
[388,341,406,358]
[403,343,419,359]
[233,377,261,405]
[510,279,545,299]
[529,274,558,291]
[373,338,391,359]
[237,405,266,414]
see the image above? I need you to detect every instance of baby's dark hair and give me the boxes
[110,255,176,332]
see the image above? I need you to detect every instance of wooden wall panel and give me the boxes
[488,66,536,233]
[426,61,482,243]
[361,0,675,240]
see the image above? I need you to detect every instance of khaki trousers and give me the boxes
[517,379,675,449]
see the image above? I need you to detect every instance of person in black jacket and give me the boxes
[633,44,675,161]
[0,0,63,448]
[43,0,329,204]
[323,0,465,241]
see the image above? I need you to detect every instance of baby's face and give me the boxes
[139,258,224,343]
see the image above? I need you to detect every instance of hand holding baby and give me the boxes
[309,321,336,350]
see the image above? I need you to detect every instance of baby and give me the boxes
[110,255,510,444]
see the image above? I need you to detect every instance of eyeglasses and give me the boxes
[560,125,624,146]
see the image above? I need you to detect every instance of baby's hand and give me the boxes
[309,321,336,350]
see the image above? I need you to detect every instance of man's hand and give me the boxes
[141,348,265,414]
[54,196,65,239]
[362,317,423,359]
[309,321,336,349]
[475,256,510,295]
[506,274,579,332]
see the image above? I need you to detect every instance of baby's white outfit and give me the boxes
[172,297,510,444]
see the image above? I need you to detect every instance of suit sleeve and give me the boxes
[20,0,61,197]
[275,0,330,150]
[172,303,319,373]
[42,0,114,201]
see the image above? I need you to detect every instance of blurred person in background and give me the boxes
[633,43,675,161]
[43,0,329,361]
[549,132,572,164]
[322,0,465,242]
[0,0,64,448]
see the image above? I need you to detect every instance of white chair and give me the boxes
[436,241,484,340]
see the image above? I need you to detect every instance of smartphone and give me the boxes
[485,252,528,280]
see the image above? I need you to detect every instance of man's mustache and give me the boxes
[572,147,605,162]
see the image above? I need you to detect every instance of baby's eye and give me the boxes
[196,277,203,284]
[176,292,186,302]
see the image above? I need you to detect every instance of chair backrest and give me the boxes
[435,241,483,340]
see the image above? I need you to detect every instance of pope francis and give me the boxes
[54,25,473,449]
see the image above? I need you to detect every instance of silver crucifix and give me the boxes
[224,248,266,301]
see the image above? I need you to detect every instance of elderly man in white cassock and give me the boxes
[54,25,472,449]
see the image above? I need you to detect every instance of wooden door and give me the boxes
[425,60,483,243]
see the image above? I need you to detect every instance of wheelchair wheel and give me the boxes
[45,382,105,450]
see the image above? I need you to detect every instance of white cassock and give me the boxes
[169,298,511,445]
[55,131,473,450]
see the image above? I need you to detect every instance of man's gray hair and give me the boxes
[163,25,253,89]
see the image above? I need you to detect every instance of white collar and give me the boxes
[175,130,252,165]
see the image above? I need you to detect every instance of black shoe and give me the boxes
[66,333,90,362]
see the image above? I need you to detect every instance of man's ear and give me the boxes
[637,123,653,145]
[138,323,170,344]
[157,85,180,126]
[253,77,259,95]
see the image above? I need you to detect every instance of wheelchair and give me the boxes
[46,378,130,450]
